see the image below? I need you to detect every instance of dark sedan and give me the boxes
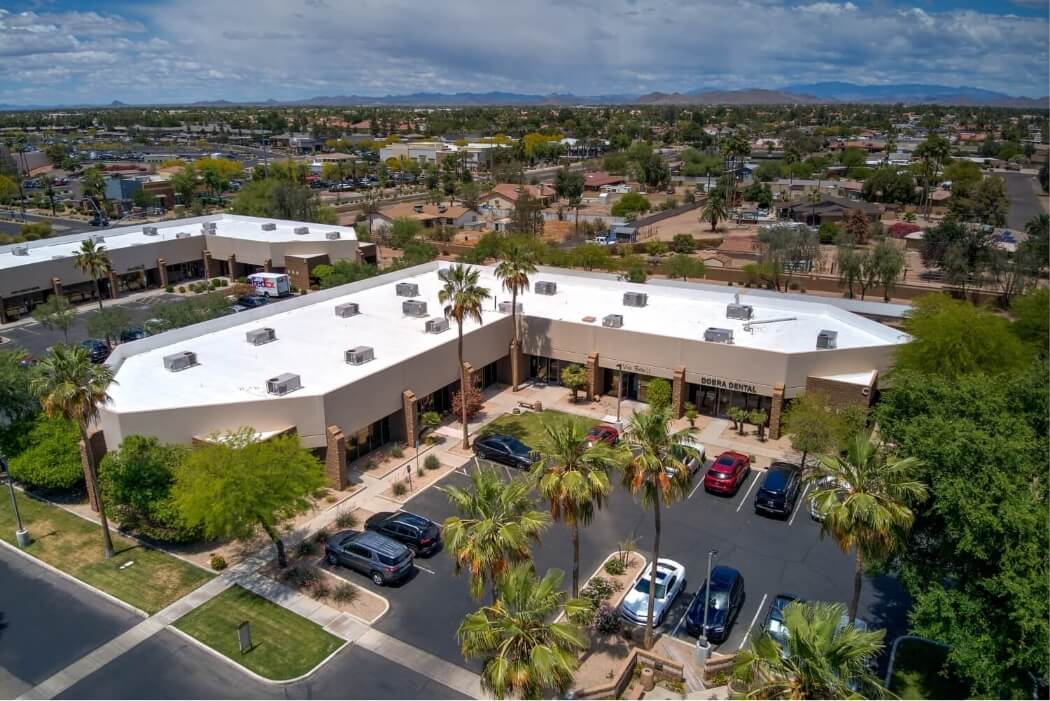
[763,593,802,650]
[80,339,110,363]
[365,511,441,557]
[754,462,803,518]
[685,565,745,642]
[473,434,535,469]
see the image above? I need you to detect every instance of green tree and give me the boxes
[170,164,198,205]
[554,168,585,235]
[0,349,36,423]
[733,601,888,699]
[645,377,672,410]
[74,239,112,311]
[806,430,927,621]
[660,253,706,281]
[620,408,701,648]
[32,295,76,344]
[173,429,324,567]
[86,306,131,347]
[30,344,117,558]
[441,466,550,601]
[948,175,1009,226]
[869,237,905,302]
[532,416,619,596]
[439,264,490,449]
[0,174,18,204]
[559,364,588,403]
[495,239,537,391]
[1010,288,1049,355]
[781,392,839,469]
[700,195,727,232]
[570,243,614,272]
[458,564,590,699]
[8,415,83,490]
[510,190,545,237]
[610,192,651,218]
[390,217,422,248]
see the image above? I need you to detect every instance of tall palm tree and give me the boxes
[701,195,728,232]
[620,407,701,648]
[733,601,889,700]
[805,430,928,622]
[458,564,591,699]
[30,344,117,558]
[439,264,490,449]
[494,241,537,392]
[442,466,549,601]
[784,145,801,192]
[74,239,111,311]
[532,416,620,596]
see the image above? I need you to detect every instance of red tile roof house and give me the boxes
[480,183,557,212]
[584,172,626,191]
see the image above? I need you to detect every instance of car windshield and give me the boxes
[636,576,668,600]
[767,618,789,642]
[378,551,407,566]
[715,456,736,467]
[396,513,430,529]
[706,590,730,610]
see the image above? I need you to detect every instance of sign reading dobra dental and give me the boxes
[699,376,757,394]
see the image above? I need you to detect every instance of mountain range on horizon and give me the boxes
[1,82,1046,111]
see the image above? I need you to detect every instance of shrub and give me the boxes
[178,286,186,293]
[164,285,174,293]
[788,281,800,290]
[335,509,358,529]
[209,554,227,571]
[580,576,620,607]
[332,583,359,605]
[296,539,317,557]
[390,444,404,458]
[593,605,621,635]
[416,465,425,478]
[9,416,84,490]
[311,580,331,599]
[645,378,672,410]
[604,558,626,576]
[312,527,330,544]
[282,563,321,589]
[392,480,408,496]
[451,385,483,420]
[424,454,441,471]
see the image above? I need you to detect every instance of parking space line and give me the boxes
[788,484,811,526]
[672,588,703,637]
[687,480,705,500]
[735,471,760,512]
[414,564,436,575]
[738,592,768,650]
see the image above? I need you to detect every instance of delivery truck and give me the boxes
[246,272,291,298]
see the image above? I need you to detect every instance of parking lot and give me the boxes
[326,452,910,670]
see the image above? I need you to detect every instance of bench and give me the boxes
[516,400,543,412]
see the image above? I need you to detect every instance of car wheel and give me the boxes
[408,545,419,557]
[326,552,338,566]
[371,571,385,586]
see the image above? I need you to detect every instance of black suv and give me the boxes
[324,530,413,586]
[473,434,535,469]
[685,565,745,642]
[80,339,110,364]
[754,462,803,518]
[365,511,441,557]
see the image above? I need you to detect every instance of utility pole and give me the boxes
[696,548,718,664]
[1,453,31,547]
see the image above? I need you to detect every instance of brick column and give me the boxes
[51,277,63,297]
[402,390,418,445]
[586,352,600,401]
[263,258,273,273]
[202,250,214,280]
[325,426,348,490]
[768,383,786,440]
[672,366,687,418]
[107,270,119,299]
[156,257,168,287]
[79,429,108,512]
[462,361,476,392]
[510,340,527,391]
[227,253,237,279]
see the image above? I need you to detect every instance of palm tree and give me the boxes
[701,195,728,232]
[807,190,822,226]
[74,239,111,311]
[733,601,889,699]
[494,241,537,392]
[805,430,928,622]
[620,407,701,648]
[784,145,801,192]
[458,564,591,699]
[532,416,620,596]
[442,466,549,601]
[30,344,117,558]
[439,264,491,449]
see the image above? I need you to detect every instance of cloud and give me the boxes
[0,0,1046,104]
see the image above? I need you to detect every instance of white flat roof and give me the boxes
[106,264,905,414]
[0,214,358,271]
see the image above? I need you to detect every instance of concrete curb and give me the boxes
[557,550,649,623]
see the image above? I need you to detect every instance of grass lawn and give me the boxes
[889,637,968,700]
[479,409,599,448]
[174,585,343,680]
[0,489,212,614]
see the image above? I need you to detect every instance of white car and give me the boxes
[665,439,706,480]
[619,558,686,627]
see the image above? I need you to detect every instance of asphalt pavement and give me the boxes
[999,171,1044,231]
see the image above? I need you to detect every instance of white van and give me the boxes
[247,272,291,298]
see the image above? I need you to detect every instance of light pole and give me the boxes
[1,452,31,547]
[696,548,719,664]
[615,363,624,423]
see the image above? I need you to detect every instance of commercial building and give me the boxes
[0,215,375,322]
[95,260,907,489]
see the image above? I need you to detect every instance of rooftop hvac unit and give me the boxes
[293,226,309,235]
[345,346,375,365]
[396,282,419,297]
[11,245,29,256]
[261,222,277,231]
[266,373,301,396]
[816,329,838,349]
[534,281,557,295]
[623,291,648,308]
[403,299,428,317]
[201,223,216,235]
[726,303,754,321]
[175,231,192,239]
[602,314,624,328]
[334,302,359,318]
[163,351,198,372]
[142,226,159,236]
[325,231,340,240]
[703,327,734,344]
[499,301,523,314]
[425,317,449,334]
[246,327,276,346]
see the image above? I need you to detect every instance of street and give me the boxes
[999,171,1045,231]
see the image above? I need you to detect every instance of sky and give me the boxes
[1,0,1047,105]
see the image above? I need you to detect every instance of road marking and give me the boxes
[738,592,768,650]
[736,471,760,512]
[414,564,436,575]
[788,484,811,526]
[672,587,703,637]
[687,479,705,500]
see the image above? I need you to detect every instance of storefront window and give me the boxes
[346,415,392,462]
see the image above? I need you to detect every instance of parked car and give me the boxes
[89,215,109,227]
[119,326,148,343]
[80,339,110,363]
[324,530,414,586]
[585,424,619,447]
[685,565,745,642]
[754,462,803,518]
[809,475,845,521]
[763,593,802,651]
[231,295,268,312]
[365,511,441,557]
[664,437,706,479]
[473,433,535,470]
[704,450,751,496]
[619,558,686,627]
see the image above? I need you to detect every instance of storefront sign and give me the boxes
[618,363,652,375]
[699,376,757,394]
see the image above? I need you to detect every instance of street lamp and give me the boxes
[696,548,719,664]
[615,363,624,423]
[0,452,31,548]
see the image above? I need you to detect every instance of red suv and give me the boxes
[704,451,751,495]
[585,424,619,447]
